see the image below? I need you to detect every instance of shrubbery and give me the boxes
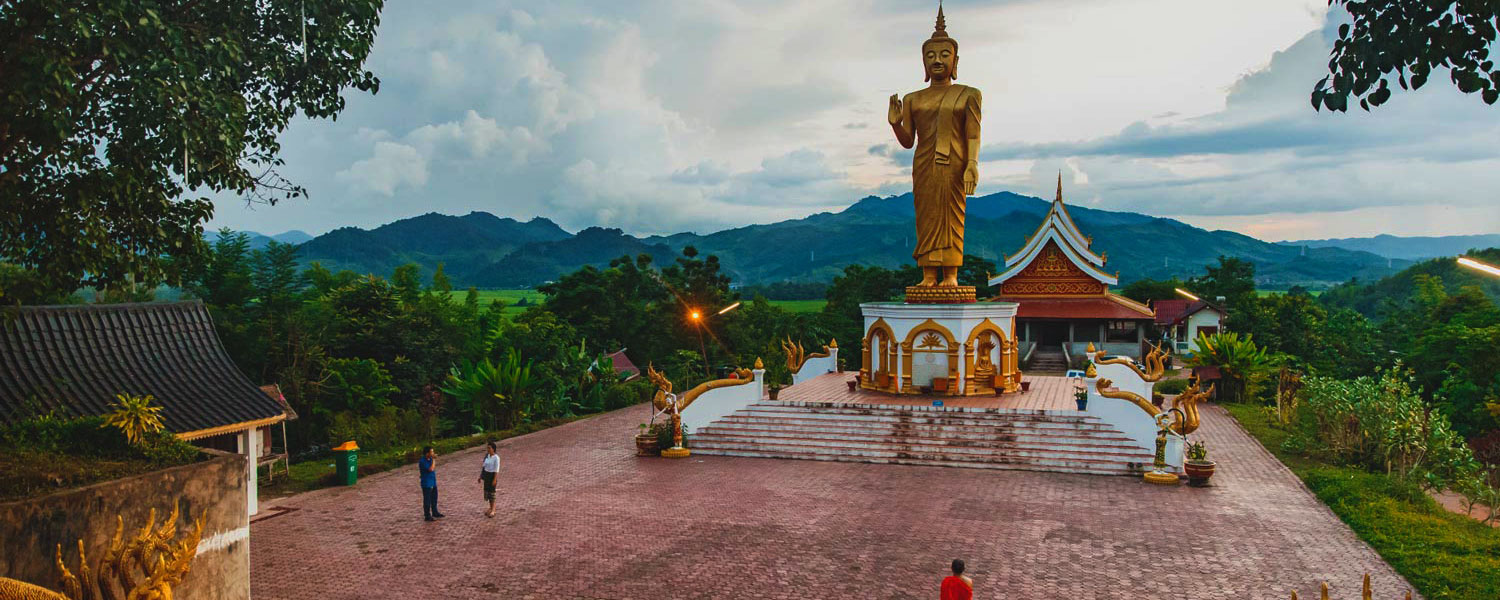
[1284,366,1497,524]
[1154,378,1190,395]
[0,414,201,501]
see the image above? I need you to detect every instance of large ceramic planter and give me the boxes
[768,386,781,400]
[634,432,660,457]
[1020,380,1032,392]
[1185,460,1216,486]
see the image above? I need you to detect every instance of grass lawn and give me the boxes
[259,414,596,498]
[767,299,826,313]
[1224,403,1500,600]
[471,289,546,316]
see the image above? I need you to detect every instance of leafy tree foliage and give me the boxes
[1120,276,1189,303]
[1315,1,1500,111]
[0,0,383,300]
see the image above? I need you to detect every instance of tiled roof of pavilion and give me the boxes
[0,300,287,439]
[988,175,1117,287]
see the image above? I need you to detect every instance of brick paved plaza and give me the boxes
[250,404,1417,599]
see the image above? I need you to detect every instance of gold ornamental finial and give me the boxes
[1056,171,1063,203]
[828,338,838,349]
[1086,342,1096,353]
[932,2,948,40]
[754,357,764,370]
[1085,362,1096,378]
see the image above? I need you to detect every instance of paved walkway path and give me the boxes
[250,404,1417,599]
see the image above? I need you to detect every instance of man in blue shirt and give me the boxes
[419,446,444,521]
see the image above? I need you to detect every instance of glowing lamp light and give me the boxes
[1458,256,1500,278]
[1174,288,1201,301]
[716,301,742,315]
[689,310,702,321]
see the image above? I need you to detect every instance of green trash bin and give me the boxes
[332,440,360,486]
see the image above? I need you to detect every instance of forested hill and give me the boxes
[1319,247,1500,317]
[1279,233,1500,260]
[289,191,1409,289]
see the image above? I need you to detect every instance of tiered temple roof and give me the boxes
[987,176,1153,320]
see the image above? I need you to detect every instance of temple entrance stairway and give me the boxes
[691,402,1153,476]
[1026,349,1069,374]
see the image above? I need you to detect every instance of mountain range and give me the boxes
[277,191,1423,290]
[1278,234,1500,261]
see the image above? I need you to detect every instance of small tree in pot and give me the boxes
[1184,440,1216,486]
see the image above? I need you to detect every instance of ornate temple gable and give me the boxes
[1002,175,1104,270]
[988,176,1117,289]
[998,239,1109,296]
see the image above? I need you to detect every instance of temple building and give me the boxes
[987,177,1155,367]
[0,300,293,515]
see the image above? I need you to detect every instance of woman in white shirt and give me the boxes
[477,441,500,518]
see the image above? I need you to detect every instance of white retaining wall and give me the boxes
[682,369,766,434]
[791,347,839,385]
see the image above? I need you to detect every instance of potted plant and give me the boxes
[636,423,661,456]
[1074,387,1088,411]
[1184,441,1215,486]
[768,384,782,400]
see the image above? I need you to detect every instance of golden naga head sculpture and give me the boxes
[923,4,959,82]
[645,363,672,395]
[0,506,204,600]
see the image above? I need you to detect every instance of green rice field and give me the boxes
[766,299,826,313]
[469,290,825,316]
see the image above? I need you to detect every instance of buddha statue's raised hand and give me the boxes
[888,94,902,125]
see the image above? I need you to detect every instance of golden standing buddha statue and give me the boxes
[889,4,981,298]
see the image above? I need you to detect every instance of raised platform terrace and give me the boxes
[776,372,1078,412]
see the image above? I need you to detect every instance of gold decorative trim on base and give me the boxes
[1143,471,1179,485]
[661,447,691,459]
[904,285,976,304]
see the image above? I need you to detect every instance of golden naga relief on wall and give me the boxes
[1092,343,1169,382]
[0,505,204,600]
[1094,377,1213,436]
[647,363,755,455]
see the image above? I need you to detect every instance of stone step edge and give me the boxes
[691,448,1145,475]
[764,401,1085,417]
[719,414,1120,432]
[695,426,1143,449]
[692,435,1154,460]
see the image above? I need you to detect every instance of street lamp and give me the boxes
[687,302,739,378]
[1458,256,1500,278]
[1174,288,1200,302]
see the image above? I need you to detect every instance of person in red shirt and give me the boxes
[940,559,973,600]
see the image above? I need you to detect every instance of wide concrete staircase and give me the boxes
[1027,350,1069,374]
[692,402,1153,476]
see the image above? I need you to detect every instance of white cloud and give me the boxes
[335,141,427,196]
[210,0,1497,242]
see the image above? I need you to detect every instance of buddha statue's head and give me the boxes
[923,5,959,82]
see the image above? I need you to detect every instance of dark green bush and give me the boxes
[1154,378,1190,395]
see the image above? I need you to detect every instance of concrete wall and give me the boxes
[0,449,249,599]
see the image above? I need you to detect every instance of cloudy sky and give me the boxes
[209,0,1500,242]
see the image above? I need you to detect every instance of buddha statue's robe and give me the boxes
[904,83,981,267]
